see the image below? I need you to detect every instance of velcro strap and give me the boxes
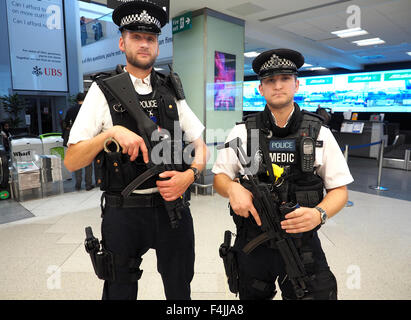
[113,255,143,283]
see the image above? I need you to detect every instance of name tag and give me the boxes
[268,139,297,164]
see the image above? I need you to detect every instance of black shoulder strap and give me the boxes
[244,114,258,157]
[93,74,121,124]
[244,113,277,183]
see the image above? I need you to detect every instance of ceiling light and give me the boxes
[244,51,259,58]
[308,67,327,71]
[302,63,313,68]
[407,52,411,56]
[352,38,385,46]
[331,27,368,38]
[154,67,164,71]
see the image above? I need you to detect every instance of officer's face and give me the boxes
[119,31,160,70]
[259,74,299,109]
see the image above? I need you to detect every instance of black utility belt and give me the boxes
[103,192,163,208]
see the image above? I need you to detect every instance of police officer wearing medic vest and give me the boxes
[213,48,353,300]
[65,1,207,300]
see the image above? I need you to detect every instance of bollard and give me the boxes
[343,145,353,207]
[369,140,388,191]
[344,145,349,162]
[405,149,411,171]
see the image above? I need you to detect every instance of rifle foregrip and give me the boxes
[280,203,300,216]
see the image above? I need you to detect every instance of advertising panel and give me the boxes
[214,51,236,111]
[6,0,68,92]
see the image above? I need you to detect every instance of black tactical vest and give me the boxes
[93,68,186,193]
[244,103,325,208]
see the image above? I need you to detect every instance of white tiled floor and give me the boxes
[0,188,410,300]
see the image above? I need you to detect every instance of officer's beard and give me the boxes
[126,53,156,70]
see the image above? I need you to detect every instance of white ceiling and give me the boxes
[170,0,411,76]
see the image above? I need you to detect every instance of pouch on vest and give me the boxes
[95,144,146,193]
[290,174,324,208]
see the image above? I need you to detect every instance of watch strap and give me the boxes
[189,167,200,181]
[315,206,327,225]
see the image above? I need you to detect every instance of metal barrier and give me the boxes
[192,183,214,196]
[341,139,388,192]
[405,149,411,171]
[369,139,388,191]
[343,145,354,207]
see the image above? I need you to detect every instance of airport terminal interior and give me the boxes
[0,0,411,300]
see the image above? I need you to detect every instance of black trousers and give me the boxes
[233,220,337,300]
[101,204,195,300]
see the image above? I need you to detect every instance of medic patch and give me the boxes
[268,139,297,164]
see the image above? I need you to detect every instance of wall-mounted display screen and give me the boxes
[214,51,236,111]
[243,69,411,113]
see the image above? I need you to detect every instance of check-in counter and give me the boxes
[332,121,385,159]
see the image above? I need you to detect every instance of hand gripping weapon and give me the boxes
[101,72,188,228]
[218,137,312,299]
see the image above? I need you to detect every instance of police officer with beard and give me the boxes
[65,1,207,300]
[213,49,353,299]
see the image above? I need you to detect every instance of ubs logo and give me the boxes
[32,66,63,77]
[32,66,43,77]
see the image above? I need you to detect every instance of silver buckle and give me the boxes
[113,103,126,113]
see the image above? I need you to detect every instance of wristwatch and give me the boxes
[188,167,200,182]
[315,206,328,225]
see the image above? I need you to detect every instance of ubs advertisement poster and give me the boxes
[6,0,68,92]
[214,51,236,111]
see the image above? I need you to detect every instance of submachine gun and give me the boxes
[101,72,188,229]
[218,137,312,299]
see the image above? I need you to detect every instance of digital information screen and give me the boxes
[6,0,68,92]
[214,51,236,111]
[243,69,411,113]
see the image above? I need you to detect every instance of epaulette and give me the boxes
[301,110,325,123]
[89,71,112,82]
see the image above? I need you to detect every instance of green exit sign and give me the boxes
[172,12,192,34]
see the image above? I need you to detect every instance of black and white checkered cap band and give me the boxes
[260,54,297,72]
[120,10,161,29]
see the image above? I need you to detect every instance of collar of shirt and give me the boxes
[124,67,153,95]
[271,107,294,128]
